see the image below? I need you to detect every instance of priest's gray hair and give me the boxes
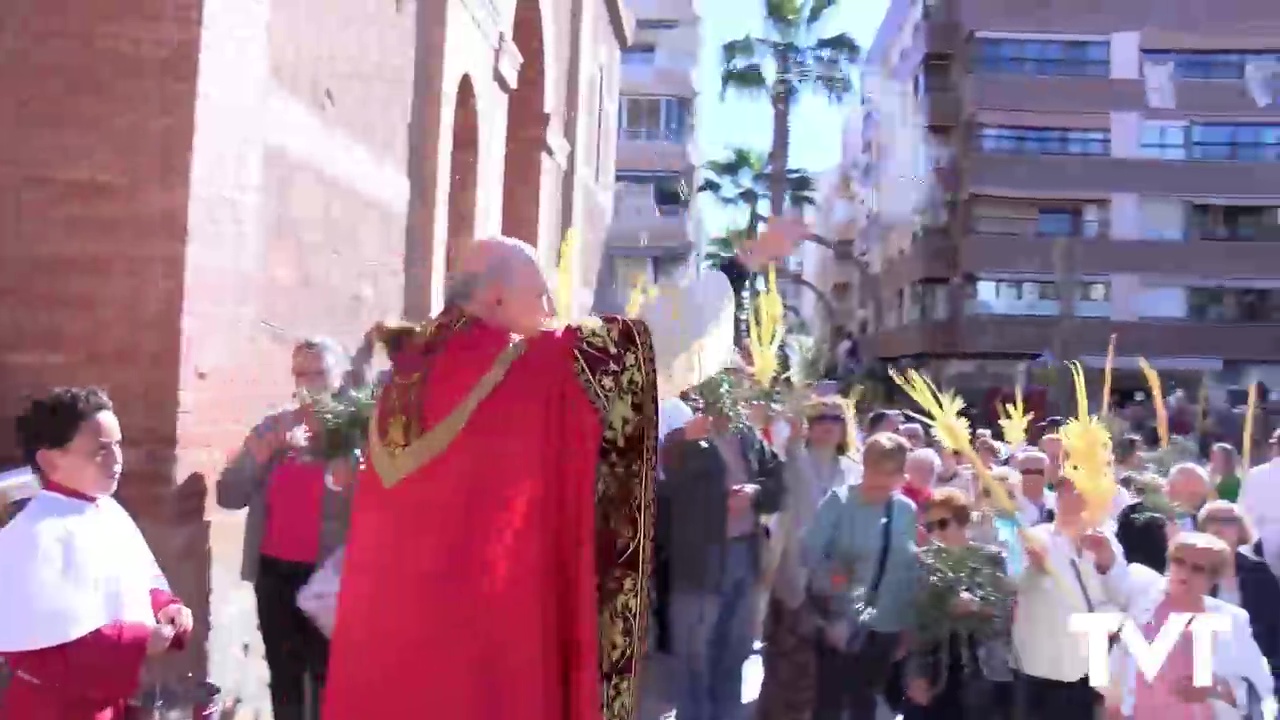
[443,236,539,306]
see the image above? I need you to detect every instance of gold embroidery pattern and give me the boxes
[370,308,470,457]
[368,341,526,488]
[571,317,659,720]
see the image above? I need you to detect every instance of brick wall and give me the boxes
[0,0,201,466]
[181,0,415,708]
[1,0,628,712]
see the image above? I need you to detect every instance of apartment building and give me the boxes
[802,111,869,341]
[852,0,1280,392]
[592,0,701,312]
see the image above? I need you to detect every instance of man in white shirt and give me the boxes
[1240,430,1280,576]
[1012,450,1056,525]
[1013,476,1129,720]
[1167,462,1212,532]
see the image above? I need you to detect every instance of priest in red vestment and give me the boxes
[0,388,194,720]
[321,221,803,720]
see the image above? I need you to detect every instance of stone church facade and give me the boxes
[0,0,632,709]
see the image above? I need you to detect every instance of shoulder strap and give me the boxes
[867,500,895,601]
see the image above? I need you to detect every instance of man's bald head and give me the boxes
[446,236,551,335]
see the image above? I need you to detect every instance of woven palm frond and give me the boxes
[1059,361,1117,526]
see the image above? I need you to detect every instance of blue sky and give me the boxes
[694,0,888,238]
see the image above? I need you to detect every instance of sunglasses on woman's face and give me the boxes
[1169,555,1213,576]
[809,414,845,424]
[924,517,953,533]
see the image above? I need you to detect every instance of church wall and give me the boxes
[177,0,417,705]
[0,0,204,687]
[0,0,627,710]
[0,0,202,471]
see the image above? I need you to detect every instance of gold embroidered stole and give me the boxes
[368,340,525,488]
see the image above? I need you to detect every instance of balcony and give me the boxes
[615,131,694,172]
[620,64,696,97]
[605,184,693,255]
[874,213,1280,286]
[877,228,957,289]
[926,90,961,127]
[967,74,1280,119]
[957,220,1280,278]
[870,316,1280,360]
[967,153,1280,198]
[921,0,962,55]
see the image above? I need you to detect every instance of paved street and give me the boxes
[640,646,899,720]
[639,651,764,720]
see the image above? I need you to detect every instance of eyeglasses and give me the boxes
[809,414,845,424]
[1169,555,1213,576]
[924,517,953,533]
[1019,468,1045,476]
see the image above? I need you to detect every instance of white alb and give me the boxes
[0,490,166,652]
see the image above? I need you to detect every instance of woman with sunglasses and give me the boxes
[968,466,1019,547]
[756,400,860,720]
[1104,532,1273,720]
[903,489,1015,720]
[1198,501,1280,701]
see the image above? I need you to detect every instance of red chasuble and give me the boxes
[323,310,658,720]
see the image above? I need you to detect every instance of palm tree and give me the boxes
[697,147,836,340]
[720,0,861,247]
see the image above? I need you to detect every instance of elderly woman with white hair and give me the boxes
[1169,463,1214,533]
[216,334,375,720]
[901,446,940,510]
[1104,532,1274,720]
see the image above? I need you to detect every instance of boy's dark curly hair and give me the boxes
[14,387,114,469]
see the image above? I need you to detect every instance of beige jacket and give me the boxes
[763,443,861,609]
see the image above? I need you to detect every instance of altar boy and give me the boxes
[0,387,193,719]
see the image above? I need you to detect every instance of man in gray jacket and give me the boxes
[659,407,784,720]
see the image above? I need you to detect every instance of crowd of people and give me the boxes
[651,372,1280,720]
[1,227,1279,720]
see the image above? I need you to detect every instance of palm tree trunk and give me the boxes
[769,50,791,218]
[775,267,836,331]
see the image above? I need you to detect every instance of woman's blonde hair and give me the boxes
[1168,531,1233,578]
[924,487,971,525]
[863,432,910,474]
[1196,500,1258,546]
[804,398,854,456]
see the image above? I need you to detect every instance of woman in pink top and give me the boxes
[1109,532,1271,720]
[216,337,369,720]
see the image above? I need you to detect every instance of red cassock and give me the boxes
[323,311,658,720]
[0,588,189,720]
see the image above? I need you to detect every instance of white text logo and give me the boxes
[1068,612,1231,688]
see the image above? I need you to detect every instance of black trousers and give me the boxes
[1015,671,1101,720]
[812,630,900,720]
[256,555,329,720]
